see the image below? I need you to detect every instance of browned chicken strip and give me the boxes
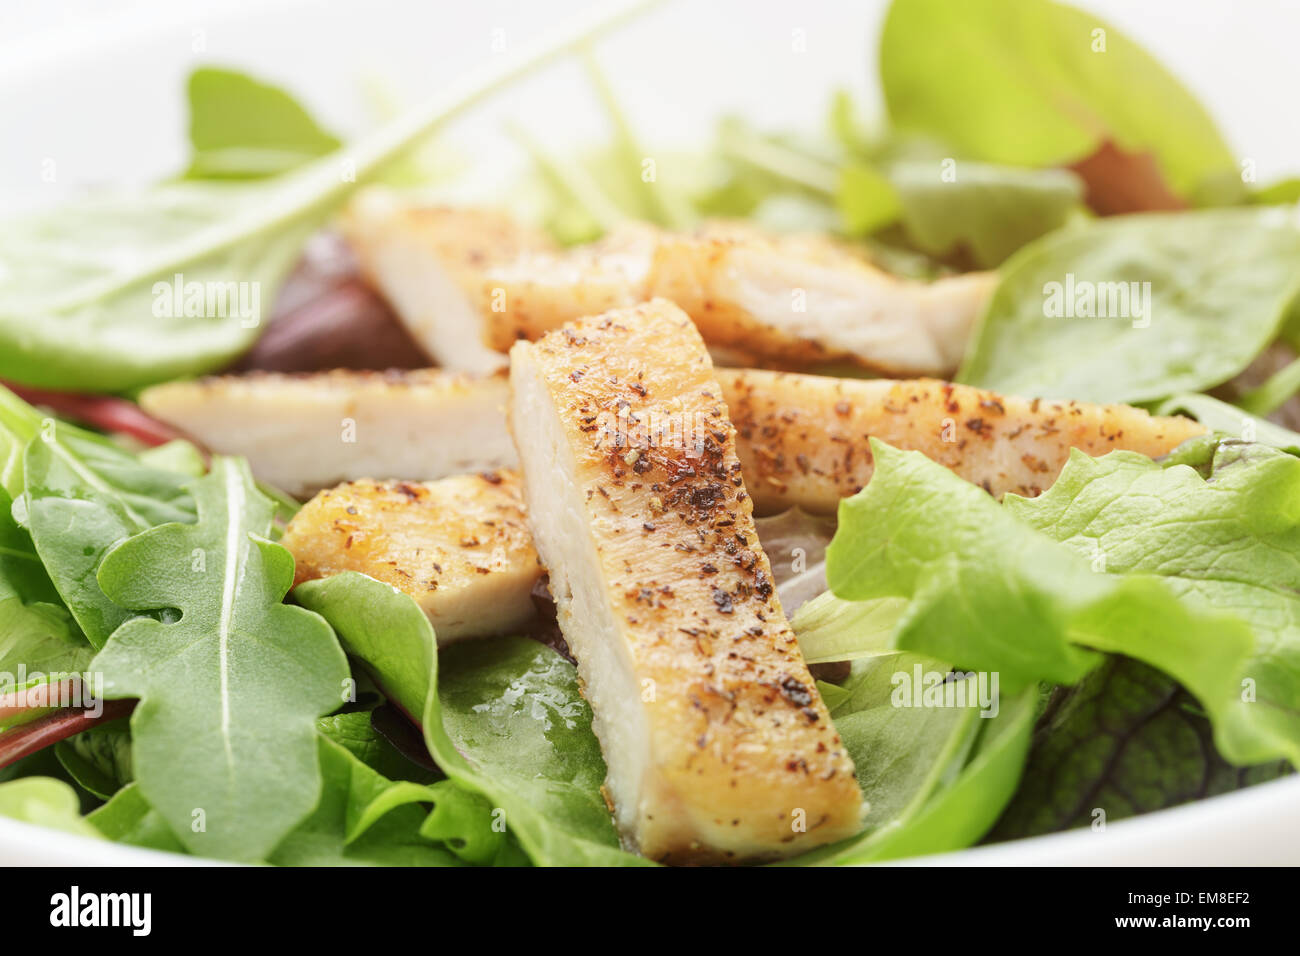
[720,370,1207,512]
[281,471,541,644]
[141,367,1205,515]
[647,224,997,375]
[138,368,515,499]
[340,193,554,373]
[507,299,863,864]
[343,190,994,376]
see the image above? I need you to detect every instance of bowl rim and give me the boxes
[2,773,1296,866]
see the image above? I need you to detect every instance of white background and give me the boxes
[0,0,1296,213]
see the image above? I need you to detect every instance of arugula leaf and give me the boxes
[91,735,469,867]
[0,476,93,678]
[879,0,1241,202]
[0,1,659,392]
[20,418,194,647]
[185,68,341,180]
[90,457,350,861]
[828,440,1300,767]
[0,777,102,838]
[579,47,694,230]
[957,210,1300,403]
[988,656,1292,841]
[294,572,651,867]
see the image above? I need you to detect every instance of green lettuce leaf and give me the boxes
[957,209,1300,404]
[828,440,1300,767]
[90,457,350,861]
[85,783,185,853]
[1004,440,1300,761]
[294,572,651,867]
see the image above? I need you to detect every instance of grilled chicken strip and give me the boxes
[647,224,997,374]
[281,472,540,644]
[340,193,554,373]
[343,189,994,376]
[721,370,1208,513]
[141,365,1205,514]
[138,369,515,499]
[508,299,863,864]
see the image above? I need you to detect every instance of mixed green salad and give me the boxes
[1,0,1298,866]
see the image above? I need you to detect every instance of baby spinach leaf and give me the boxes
[315,710,439,785]
[716,117,1081,266]
[828,440,1300,767]
[1155,393,1300,454]
[879,0,1240,202]
[90,457,350,861]
[885,160,1083,267]
[302,573,1032,867]
[86,783,184,853]
[957,209,1300,403]
[988,656,1292,841]
[0,1,657,392]
[0,776,103,838]
[185,67,342,180]
[0,182,320,391]
[20,419,194,648]
[777,653,1037,865]
[294,572,651,867]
